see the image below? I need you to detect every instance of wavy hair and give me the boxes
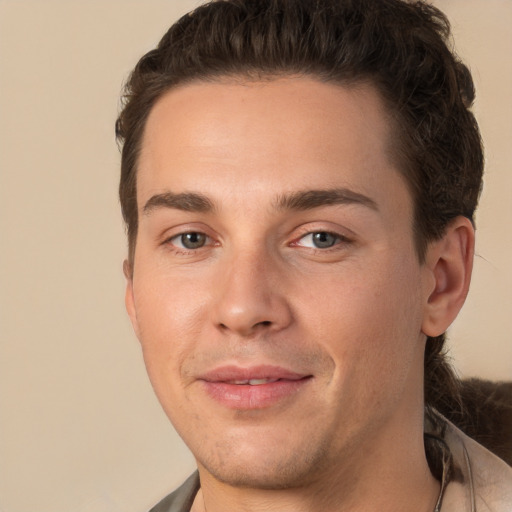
[116,0,484,414]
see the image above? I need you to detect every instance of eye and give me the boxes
[169,232,209,250]
[296,231,342,249]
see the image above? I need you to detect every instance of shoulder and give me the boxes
[148,473,200,512]
[442,418,512,512]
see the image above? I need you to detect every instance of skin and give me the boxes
[125,77,474,512]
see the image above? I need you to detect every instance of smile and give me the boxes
[228,378,279,385]
[199,366,312,409]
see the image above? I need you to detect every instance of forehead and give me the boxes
[137,77,408,215]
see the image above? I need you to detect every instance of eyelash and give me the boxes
[164,232,216,254]
[163,229,351,255]
[290,230,352,253]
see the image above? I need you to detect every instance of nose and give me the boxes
[211,248,293,337]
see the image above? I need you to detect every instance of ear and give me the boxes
[123,259,141,340]
[422,216,475,337]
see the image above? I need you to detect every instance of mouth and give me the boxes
[199,365,313,409]
[225,378,281,385]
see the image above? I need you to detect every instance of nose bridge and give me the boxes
[212,241,291,336]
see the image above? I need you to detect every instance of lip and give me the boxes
[198,365,313,410]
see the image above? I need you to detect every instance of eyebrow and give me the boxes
[143,192,215,215]
[274,188,378,211]
[142,187,378,216]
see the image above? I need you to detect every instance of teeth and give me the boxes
[249,378,277,385]
[228,378,279,385]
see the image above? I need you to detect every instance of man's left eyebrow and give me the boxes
[274,188,378,211]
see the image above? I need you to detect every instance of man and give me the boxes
[116,0,512,510]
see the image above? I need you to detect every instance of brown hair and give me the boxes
[116,0,484,413]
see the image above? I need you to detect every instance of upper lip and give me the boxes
[199,365,310,383]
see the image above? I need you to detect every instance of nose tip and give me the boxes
[212,255,292,337]
[215,297,286,337]
[218,317,273,337]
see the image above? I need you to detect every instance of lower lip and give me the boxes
[201,378,312,409]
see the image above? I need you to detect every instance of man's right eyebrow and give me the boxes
[142,192,215,215]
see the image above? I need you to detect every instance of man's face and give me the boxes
[126,77,432,488]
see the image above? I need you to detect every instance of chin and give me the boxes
[201,462,318,490]
[195,435,332,490]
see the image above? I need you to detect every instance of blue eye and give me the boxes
[299,232,340,249]
[171,232,208,249]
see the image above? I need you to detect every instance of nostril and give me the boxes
[217,319,273,336]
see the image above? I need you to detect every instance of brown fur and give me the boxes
[441,379,512,466]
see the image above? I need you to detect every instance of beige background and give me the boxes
[0,1,510,511]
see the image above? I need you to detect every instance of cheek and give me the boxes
[301,255,424,385]
[132,271,208,392]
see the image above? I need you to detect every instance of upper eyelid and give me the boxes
[301,229,348,238]
[166,231,214,245]
[159,223,353,246]
[293,231,349,246]
[292,226,353,241]
[160,223,215,241]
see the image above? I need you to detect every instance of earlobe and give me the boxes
[421,216,475,337]
[123,259,141,340]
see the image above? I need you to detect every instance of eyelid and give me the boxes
[160,224,219,252]
[158,223,353,253]
[168,232,211,249]
[289,221,354,243]
[291,230,350,248]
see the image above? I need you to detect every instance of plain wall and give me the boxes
[0,1,510,511]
